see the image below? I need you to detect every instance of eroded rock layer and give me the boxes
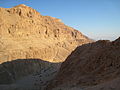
[0,4,92,63]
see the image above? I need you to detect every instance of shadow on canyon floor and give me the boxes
[0,59,61,85]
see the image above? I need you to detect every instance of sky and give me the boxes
[0,0,120,40]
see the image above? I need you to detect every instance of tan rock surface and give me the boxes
[47,37,120,90]
[0,4,91,63]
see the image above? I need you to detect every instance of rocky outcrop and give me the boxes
[47,37,120,90]
[0,4,92,63]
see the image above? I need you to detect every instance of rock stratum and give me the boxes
[0,4,91,63]
[47,37,120,90]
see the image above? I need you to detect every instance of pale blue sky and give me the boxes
[0,0,120,40]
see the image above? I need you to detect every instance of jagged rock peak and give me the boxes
[13,4,36,10]
[4,4,41,17]
[14,4,28,8]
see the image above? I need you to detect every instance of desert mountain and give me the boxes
[47,37,120,90]
[0,4,92,90]
[0,4,92,63]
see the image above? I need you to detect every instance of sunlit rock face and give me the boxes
[47,37,120,90]
[0,4,92,63]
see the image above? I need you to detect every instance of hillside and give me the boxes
[47,37,120,90]
[0,4,91,63]
[0,4,92,90]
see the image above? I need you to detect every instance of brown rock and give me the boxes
[47,37,120,90]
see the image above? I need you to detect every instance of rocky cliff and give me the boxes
[0,4,92,63]
[47,37,120,90]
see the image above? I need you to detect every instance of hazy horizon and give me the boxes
[0,0,120,40]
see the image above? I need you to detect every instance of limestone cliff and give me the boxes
[0,4,92,63]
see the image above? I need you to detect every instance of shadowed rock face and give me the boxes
[0,59,61,90]
[0,59,59,84]
[47,37,120,90]
[0,4,92,63]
